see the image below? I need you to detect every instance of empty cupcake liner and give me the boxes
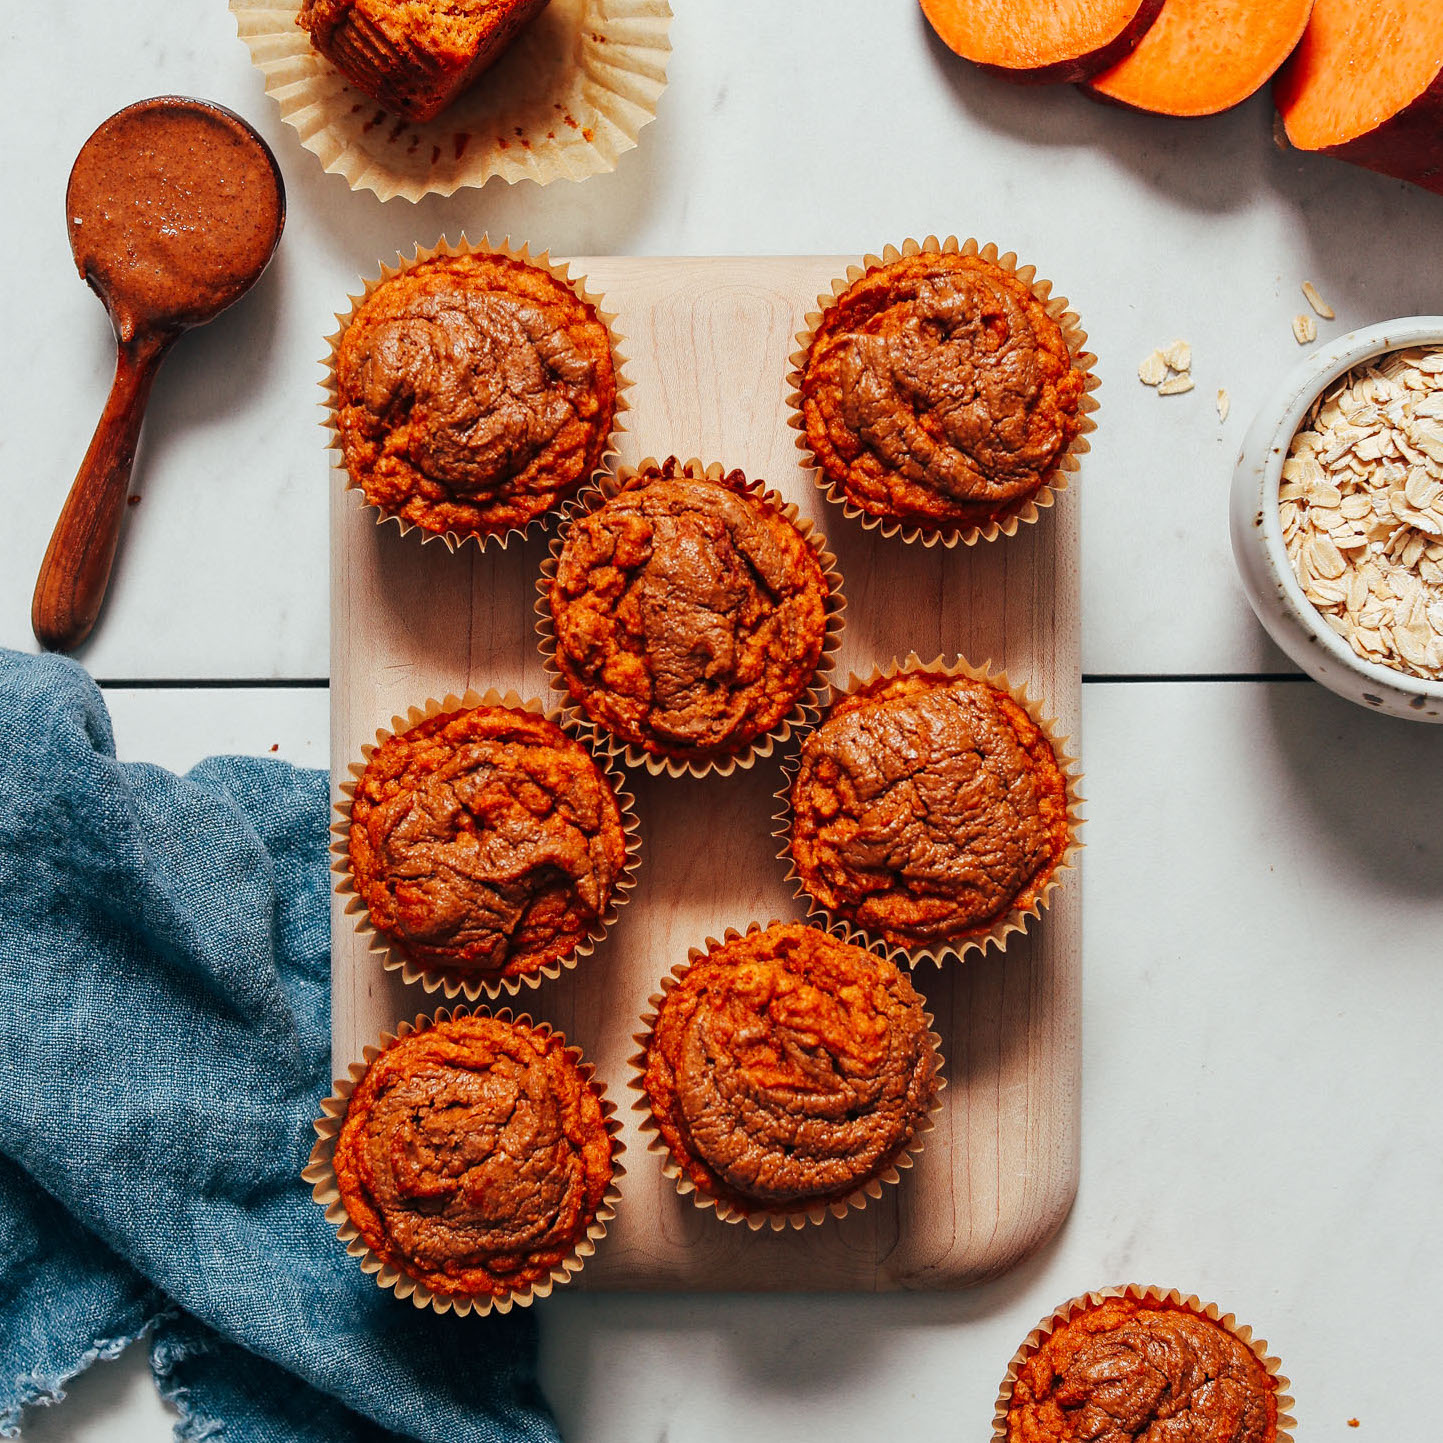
[786,236,1101,549]
[536,457,848,779]
[334,687,642,1002]
[993,1284,1296,1442]
[774,653,1084,968]
[229,0,671,202]
[303,1006,624,1316]
[322,235,630,552]
[627,920,946,1231]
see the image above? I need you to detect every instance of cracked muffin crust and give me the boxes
[547,459,833,763]
[1004,1295,1280,1443]
[788,670,1071,951]
[640,922,939,1219]
[333,250,616,542]
[348,703,629,982]
[798,249,1086,535]
[299,0,550,123]
[333,1014,614,1300]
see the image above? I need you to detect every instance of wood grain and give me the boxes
[330,255,1082,1290]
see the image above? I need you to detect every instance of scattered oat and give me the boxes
[1301,280,1335,320]
[1293,313,1318,345]
[1282,344,1443,681]
[1158,374,1195,396]
[1163,339,1191,372]
[1217,388,1230,422]
[1138,350,1168,387]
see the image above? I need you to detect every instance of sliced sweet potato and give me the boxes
[1276,0,1443,195]
[1086,0,1313,116]
[921,0,1166,85]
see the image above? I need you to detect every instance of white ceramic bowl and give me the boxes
[1230,316,1443,723]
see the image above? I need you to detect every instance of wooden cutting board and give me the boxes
[330,255,1082,1290]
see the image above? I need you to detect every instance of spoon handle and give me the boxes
[32,332,171,653]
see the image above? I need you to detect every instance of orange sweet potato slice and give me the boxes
[1276,0,1443,195]
[921,0,1166,85]
[1086,0,1313,116]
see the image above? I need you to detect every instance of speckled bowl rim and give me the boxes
[992,1284,1295,1442]
[626,919,945,1230]
[535,456,848,779]
[786,235,1100,549]
[303,1006,624,1316]
[774,653,1084,968]
[334,687,642,1002]
[321,235,630,552]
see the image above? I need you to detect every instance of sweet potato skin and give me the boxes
[922,0,1166,85]
[1283,73,1443,196]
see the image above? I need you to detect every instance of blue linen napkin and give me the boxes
[0,650,558,1443]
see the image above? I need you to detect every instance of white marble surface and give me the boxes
[4,2,1442,676]
[5,1,1443,1439]
[42,678,1443,1441]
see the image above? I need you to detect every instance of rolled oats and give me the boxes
[1282,346,1443,681]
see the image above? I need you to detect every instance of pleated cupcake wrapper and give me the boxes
[992,1284,1296,1443]
[786,236,1101,549]
[773,653,1084,968]
[333,687,642,1002]
[321,235,630,552]
[229,0,671,202]
[626,920,946,1231]
[303,1006,624,1316]
[535,457,848,779]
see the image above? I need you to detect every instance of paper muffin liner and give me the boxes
[774,653,1084,968]
[322,235,630,552]
[535,457,848,779]
[786,236,1101,549]
[303,1007,623,1316]
[992,1285,1296,1443]
[229,0,671,202]
[334,687,642,1002]
[627,920,946,1231]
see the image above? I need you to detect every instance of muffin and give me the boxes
[347,702,630,985]
[796,242,1089,539]
[999,1290,1287,1443]
[330,1013,616,1302]
[545,458,836,769]
[299,0,550,123]
[332,248,617,544]
[788,666,1074,955]
[637,921,940,1224]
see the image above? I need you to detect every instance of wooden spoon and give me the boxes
[32,96,285,653]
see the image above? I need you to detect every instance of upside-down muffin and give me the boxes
[333,250,616,542]
[332,1014,615,1300]
[797,248,1086,536]
[788,669,1072,952]
[1003,1293,1281,1443]
[299,0,549,123]
[348,703,629,982]
[640,922,939,1219]
[547,459,834,765]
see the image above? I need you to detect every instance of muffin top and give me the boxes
[642,922,938,1215]
[798,250,1085,532]
[333,1015,614,1299]
[334,252,616,541]
[1006,1296,1278,1443]
[789,672,1070,949]
[349,704,628,979]
[549,459,832,761]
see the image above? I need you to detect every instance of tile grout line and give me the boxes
[90,674,1314,689]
